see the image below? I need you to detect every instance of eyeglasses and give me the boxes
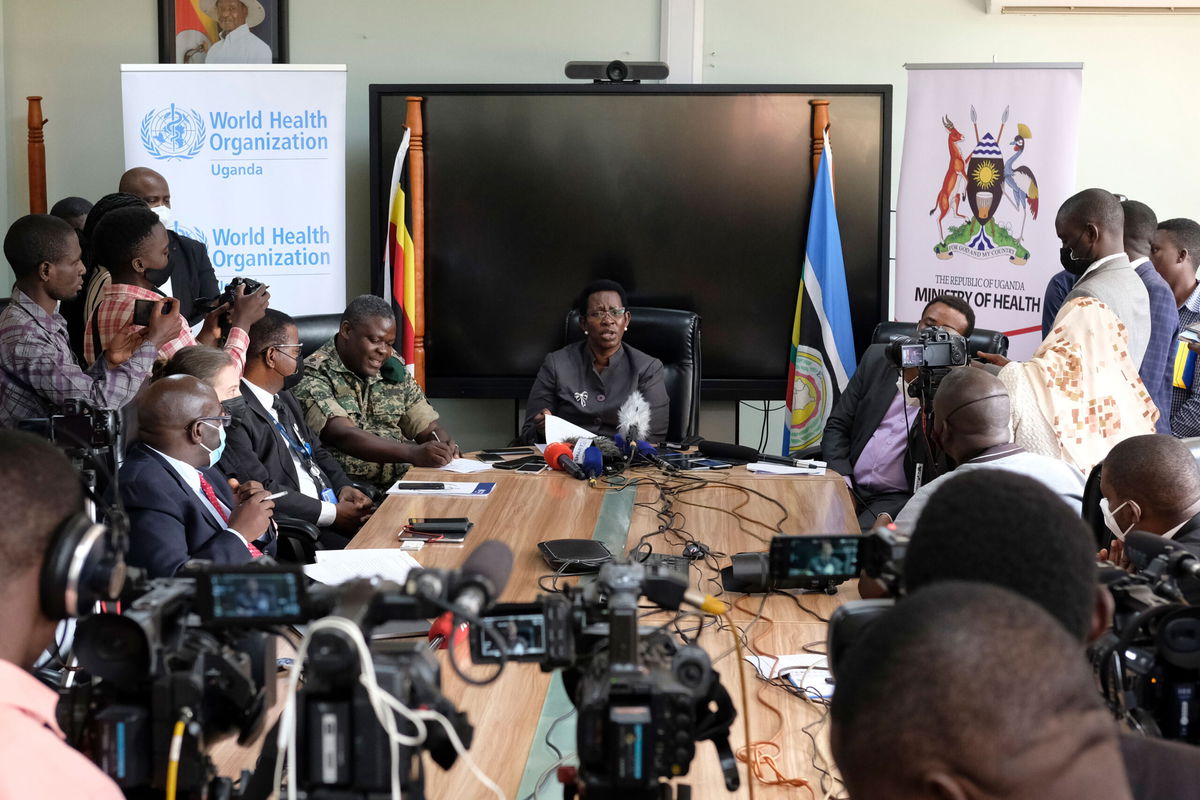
[192,415,232,429]
[265,343,304,360]
[587,307,627,320]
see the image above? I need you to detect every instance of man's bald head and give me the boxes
[1121,199,1158,259]
[138,375,220,457]
[1057,188,1124,233]
[932,367,1011,461]
[832,582,1128,800]
[1103,435,1200,532]
[119,167,171,208]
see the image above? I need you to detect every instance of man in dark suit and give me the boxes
[118,374,277,577]
[1099,434,1200,559]
[218,309,374,548]
[821,294,974,527]
[118,167,219,326]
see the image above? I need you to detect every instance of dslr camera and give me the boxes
[885,325,969,371]
[195,276,265,314]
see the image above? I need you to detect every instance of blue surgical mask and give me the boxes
[200,420,227,467]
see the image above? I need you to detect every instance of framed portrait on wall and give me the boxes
[158,0,288,64]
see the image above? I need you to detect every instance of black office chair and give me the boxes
[275,517,320,564]
[870,321,1010,357]
[294,313,343,359]
[564,307,701,443]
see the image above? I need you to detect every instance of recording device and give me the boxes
[723,527,908,595]
[884,325,969,407]
[194,276,265,314]
[18,397,118,452]
[1089,537,1200,743]
[545,442,587,480]
[132,297,173,326]
[564,60,670,83]
[697,439,825,470]
[468,559,739,799]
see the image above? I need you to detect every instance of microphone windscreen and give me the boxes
[591,435,624,462]
[635,440,659,458]
[582,446,604,478]
[698,439,759,463]
[461,540,515,597]
[617,390,652,442]
[613,433,631,456]
[544,442,573,469]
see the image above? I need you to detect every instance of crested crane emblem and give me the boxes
[929,105,1039,265]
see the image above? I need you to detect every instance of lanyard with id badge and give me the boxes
[272,418,338,503]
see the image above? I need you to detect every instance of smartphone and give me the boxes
[407,517,471,532]
[515,462,549,474]
[391,482,445,491]
[494,455,546,470]
[477,452,507,463]
[485,447,535,456]
[686,458,732,471]
[132,298,171,326]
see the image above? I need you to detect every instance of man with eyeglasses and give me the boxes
[218,309,374,548]
[116,374,277,577]
[521,279,669,443]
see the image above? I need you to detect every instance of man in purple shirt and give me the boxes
[0,214,177,427]
[821,294,974,528]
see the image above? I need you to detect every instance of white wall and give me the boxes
[5,0,1198,450]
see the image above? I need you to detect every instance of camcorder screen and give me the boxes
[770,536,861,580]
[198,568,306,625]
[898,343,925,368]
[477,612,548,661]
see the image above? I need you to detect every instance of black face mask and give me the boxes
[1059,230,1093,277]
[282,358,305,391]
[143,262,174,288]
[222,396,246,415]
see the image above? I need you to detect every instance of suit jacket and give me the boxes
[820,344,934,493]
[1059,254,1151,368]
[117,443,275,577]
[218,386,353,524]
[166,230,220,326]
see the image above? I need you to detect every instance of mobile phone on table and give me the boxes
[132,298,171,326]
[392,482,445,491]
[494,455,545,470]
[514,462,548,474]
[486,447,534,456]
[686,458,732,471]
[407,517,471,532]
[477,452,507,463]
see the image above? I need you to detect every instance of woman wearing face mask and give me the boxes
[994,297,1159,475]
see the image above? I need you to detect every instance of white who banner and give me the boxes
[120,65,346,316]
[895,64,1083,359]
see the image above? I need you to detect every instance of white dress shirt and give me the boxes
[205,24,272,64]
[242,379,338,526]
[146,445,251,547]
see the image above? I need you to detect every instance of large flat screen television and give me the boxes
[369,84,891,400]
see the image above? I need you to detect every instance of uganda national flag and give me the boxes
[784,130,856,454]
[383,127,416,375]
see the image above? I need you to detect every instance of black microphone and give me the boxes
[1124,530,1200,577]
[697,439,823,468]
[406,540,515,615]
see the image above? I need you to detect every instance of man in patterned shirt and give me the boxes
[83,205,267,371]
[1150,218,1200,437]
[0,214,177,426]
[293,295,458,491]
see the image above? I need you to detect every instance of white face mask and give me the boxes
[150,204,173,226]
[1099,497,1134,541]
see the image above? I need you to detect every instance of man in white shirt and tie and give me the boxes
[199,0,272,64]
[118,374,277,577]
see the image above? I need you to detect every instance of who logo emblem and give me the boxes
[140,104,205,161]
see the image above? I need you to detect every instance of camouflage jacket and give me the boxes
[293,338,439,490]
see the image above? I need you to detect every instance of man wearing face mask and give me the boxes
[218,310,374,548]
[118,167,219,327]
[116,374,277,577]
[891,367,1085,532]
[1098,434,1200,574]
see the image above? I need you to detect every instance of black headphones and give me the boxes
[38,497,128,620]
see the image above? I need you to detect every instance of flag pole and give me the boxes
[809,99,831,190]
[404,96,426,388]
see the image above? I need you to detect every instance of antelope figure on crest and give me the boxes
[930,115,968,240]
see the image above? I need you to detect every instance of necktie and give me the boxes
[198,472,262,558]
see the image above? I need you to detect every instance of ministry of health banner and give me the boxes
[895,63,1082,359]
[120,65,346,316]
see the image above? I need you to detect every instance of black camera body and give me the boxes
[724,527,908,595]
[195,276,264,314]
[19,397,118,452]
[885,325,969,371]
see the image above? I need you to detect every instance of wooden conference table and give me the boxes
[343,459,861,800]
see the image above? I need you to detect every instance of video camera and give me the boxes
[469,559,740,800]
[1090,532,1200,743]
[884,325,969,407]
[64,542,512,800]
[723,527,908,596]
[18,397,119,453]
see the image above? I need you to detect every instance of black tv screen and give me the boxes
[370,84,891,400]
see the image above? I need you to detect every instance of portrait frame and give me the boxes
[158,0,288,65]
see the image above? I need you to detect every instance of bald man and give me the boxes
[116,374,276,577]
[892,367,1085,530]
[1054,188,1151,366]
[832,582,1133,800]
[118,167,218,326]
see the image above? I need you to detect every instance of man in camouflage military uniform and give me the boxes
[293,295,458,491]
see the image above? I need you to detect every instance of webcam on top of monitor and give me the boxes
[564,60,670,83]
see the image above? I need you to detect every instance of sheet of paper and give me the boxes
[303,548,421,585]
[743,653,834,698]
[438,458,495,474]
[544,413,596,444]
[386,481,495,496]
[746,461,825,476]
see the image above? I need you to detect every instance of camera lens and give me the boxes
[605,60,629,82]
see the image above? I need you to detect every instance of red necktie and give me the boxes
[198,473,262,558]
